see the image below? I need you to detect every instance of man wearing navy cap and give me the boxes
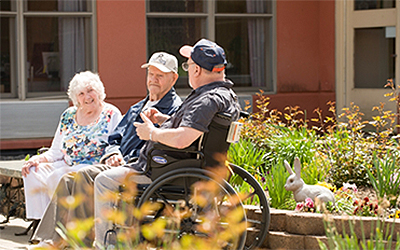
[92,38,241,248]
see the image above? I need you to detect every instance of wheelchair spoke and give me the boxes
[153,191,171,206]
[247,218,262,226]
[137,168,247,250]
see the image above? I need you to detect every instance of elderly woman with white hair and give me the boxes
[22,71,122,223]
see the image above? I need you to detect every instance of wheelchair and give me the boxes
[105,112,270,250]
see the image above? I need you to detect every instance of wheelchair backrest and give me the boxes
[200,112,233,168]
[148,112,236,180]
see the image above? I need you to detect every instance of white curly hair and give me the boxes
[67,71,106,107]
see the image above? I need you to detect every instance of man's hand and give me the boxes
[142,108,170,125]
[105,154,125,166]
[134,113,156,141]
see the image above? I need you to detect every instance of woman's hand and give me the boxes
[21,155,45,177]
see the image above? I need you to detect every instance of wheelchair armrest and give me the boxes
[151,143,200,154]
[143,143,204,175]
[240,110,250,118]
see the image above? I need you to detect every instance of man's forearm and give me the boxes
[152,127,202,149]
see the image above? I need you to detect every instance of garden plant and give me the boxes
[229,85,400,217]
[318,215,400,250]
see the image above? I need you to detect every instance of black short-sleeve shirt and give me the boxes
[127,80,241,173]
[163,80,240,132]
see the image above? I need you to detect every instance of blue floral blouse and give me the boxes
[42,103,122,166]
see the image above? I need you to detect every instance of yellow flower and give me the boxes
[316,181,336,193]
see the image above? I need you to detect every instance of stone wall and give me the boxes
[260,208,400,250]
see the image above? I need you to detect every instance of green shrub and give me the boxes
[237,89,400,211]
[228,138,268,205]
[228,138,267,176]
[263,125,318,171]
[317,103,374,188]
[263,162,294,209]
[367,153,400,207]
[318,216,400,250]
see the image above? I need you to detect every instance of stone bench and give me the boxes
[0,160,26,225]
[0,160,40,237]
[0,160,24,178]
[0,158,47,237]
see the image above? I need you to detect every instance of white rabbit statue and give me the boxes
[284,157,335,204]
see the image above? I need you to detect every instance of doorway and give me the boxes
[336,0,399,131]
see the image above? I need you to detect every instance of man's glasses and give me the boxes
[182,61,195,72]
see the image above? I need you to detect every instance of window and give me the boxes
[354,0,395,10]
[0,0,96,99]
[354,27,395,88]
[146,0,275,91]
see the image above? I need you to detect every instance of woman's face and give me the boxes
[77,85,101,109]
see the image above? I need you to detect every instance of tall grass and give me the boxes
[318,215,400,250]
[263,161,293,209]
[367,153,400,207]
[228,138,266,176]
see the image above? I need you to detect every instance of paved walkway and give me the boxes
[0,215,31,250]
[0,160,29,249]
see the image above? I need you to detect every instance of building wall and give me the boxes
[260,0,335,119]
[97,0,147,114]
[1,1,149,151]
[1,0,337,150]
[97,0,336,119]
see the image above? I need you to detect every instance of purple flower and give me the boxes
[295,203,304,211]
[305,198,314,208]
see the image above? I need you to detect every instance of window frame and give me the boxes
[336,0,399,126]
[145,0,277,94]
[0,0,97,100]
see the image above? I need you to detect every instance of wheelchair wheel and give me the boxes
[137,167,247,250]
[228,163,270,250]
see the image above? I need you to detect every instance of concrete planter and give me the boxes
[245,207,400,249]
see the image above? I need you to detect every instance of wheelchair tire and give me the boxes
[137,167,247,250]
[229,163,270,250]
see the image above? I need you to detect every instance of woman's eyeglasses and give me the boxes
[182,61,195,72]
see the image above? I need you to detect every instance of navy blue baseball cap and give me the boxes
[179,39,227,72]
